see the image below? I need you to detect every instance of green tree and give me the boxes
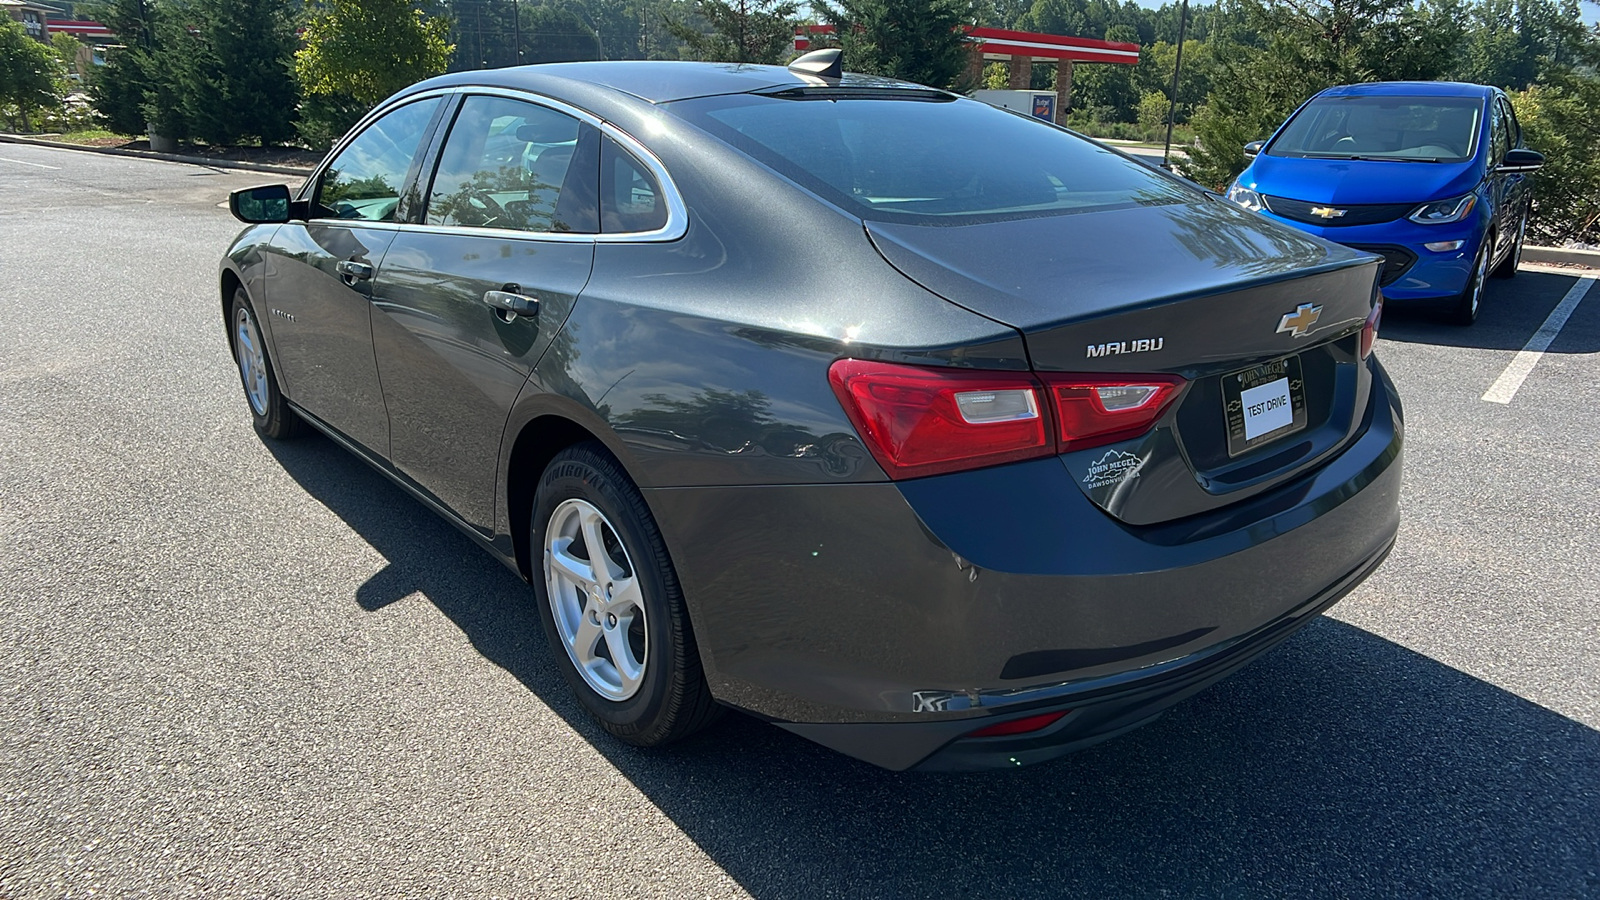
[1185,0,1459,187]
[85,0,160,135]
[1447,0,1591,90]
[814,0,976,89]
[523,5,603,62]
[1513,75,1600,243]
[175,0,300,145]
[51,31,85,78]
[296,0,453,105]
[0,18,64,132]
[665,0,799,64]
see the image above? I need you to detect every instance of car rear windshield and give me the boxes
[1268,95,1482,162]
[669,91,1196,224]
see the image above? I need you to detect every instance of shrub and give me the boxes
[1512,78,1600,245]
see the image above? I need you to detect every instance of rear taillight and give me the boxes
[1360,295,1383,360]
[1041,374,1186,453]
[828,359,1187,480]
[827,359,1052,479]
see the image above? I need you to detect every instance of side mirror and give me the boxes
[1244,140,1265,158]
[1497,148,1544,174]
[230,184,294,223]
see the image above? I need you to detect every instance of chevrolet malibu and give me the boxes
[220,53,1402,771]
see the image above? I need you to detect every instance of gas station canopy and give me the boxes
[794,25,1140,124]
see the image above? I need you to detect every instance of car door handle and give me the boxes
[335,260,374,282]
[483,287,540,319]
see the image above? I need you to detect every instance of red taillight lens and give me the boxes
[829,360,1187,479]
[828,359,1052,479]
[1041,373,1186,453]
[1360,295,1383,360]
[966,710,1071,738]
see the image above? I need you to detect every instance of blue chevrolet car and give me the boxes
[1227,82,1543,324]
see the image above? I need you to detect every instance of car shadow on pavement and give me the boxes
[266,435,1600,898]
[1379,268,1599,353]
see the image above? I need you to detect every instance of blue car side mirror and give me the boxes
[1497,148,1544,174]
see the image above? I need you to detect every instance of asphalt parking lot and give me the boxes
[2,143,1597,898]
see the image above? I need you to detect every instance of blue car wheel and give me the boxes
[1454,238,1492,325]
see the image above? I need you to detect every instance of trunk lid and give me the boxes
[867,199,1383,526]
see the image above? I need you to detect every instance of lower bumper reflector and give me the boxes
[966,710,1071,738]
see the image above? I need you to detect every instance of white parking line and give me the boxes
[1482,272,1597,404]
[0,156,61,169]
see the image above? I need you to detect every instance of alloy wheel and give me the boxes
[234,305,270,416]
[543,498,649,701]
[1468,242,1489,318]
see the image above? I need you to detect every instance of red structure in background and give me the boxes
[47,19,113,40]
[794,24,1140,125]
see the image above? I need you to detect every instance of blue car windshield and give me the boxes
[669,91,1196,224]
[1268,95,1482,162]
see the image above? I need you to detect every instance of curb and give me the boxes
[1523,245,1600,269]
[0,133,314,178]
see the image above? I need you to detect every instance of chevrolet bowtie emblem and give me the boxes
[1277,303,1323,338]
[1310,206,1347,219]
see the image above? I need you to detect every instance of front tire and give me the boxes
[1451,239,1491,326]
[229,287,304,440]
[1492,209,1527,279]
[530,441,720,747]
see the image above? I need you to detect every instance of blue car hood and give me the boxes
[1242,154,1482,205]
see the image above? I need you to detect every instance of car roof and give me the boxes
[408,61,932,105]
[1315,81,1495,100]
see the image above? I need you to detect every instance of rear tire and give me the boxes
[1450,239,1491,326]
[530,441,720,747]
[229,287,304,440]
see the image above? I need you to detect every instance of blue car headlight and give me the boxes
[1226,181,1264,212]
[1408,194,1477,225]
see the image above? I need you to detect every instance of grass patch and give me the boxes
[44,129,135,147]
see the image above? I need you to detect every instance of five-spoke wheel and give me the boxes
[545,498,650,701]
[531,442,720,746]
[229,287,304,439]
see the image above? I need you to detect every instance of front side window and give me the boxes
[1501,98,1522,147]
[1267,95,1482,162]
[425,95,596,234]
[316,97,442,222]
[1489,99,1510,164]
[670,91,1193,225]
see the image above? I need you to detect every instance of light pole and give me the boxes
[1161,0,1189,171]
[512,0,522,66]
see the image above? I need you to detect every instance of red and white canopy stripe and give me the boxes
[794,24,1139,64]
[47,20,113,37]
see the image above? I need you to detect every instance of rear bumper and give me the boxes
[906,537,1389,770]
[644,361,1403,770]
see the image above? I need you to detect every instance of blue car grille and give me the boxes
[1264,195,1415,227]
[1344,244,1417,287]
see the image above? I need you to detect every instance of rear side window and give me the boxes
[316,97,442,222]
[669,92,1193,224]
[424,95,598,234]
[601,137,668,234]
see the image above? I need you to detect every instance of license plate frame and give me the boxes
[1222,355,1308,457]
